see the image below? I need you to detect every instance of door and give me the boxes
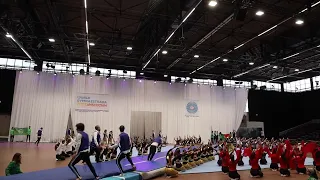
[130,111,161,139]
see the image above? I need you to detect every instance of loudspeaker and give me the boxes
[235,8,247,21]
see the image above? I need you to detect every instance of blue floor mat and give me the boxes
[0,146,174,180]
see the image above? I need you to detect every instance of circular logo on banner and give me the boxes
[186,102,198,114]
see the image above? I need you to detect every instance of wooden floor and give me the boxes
[0,142,315,180]
[0,142,69,176]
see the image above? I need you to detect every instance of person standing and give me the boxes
[68,123,99,180]
[90,125,102,163]
[26,126,31,142]
[35,127,43,146]
[112,125,136,176]
[152,130,155,139]
[148,135,162,161]
[211,131,214,144]
[10,127,14,142]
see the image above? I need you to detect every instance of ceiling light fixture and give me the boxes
[162,50,168,54]
[164,74,168,77]
[273,66,278,69]
[223,59,228,62]
[294,69,299,72]
[89,42,95,46]
[255,10,264,16]
[5,33,12,38]
[249,62,254,65]
[295,19,304,25]
[208,0,217,7]
[127,46,132,50]
[49,38,55,42]
[194,55,199,58]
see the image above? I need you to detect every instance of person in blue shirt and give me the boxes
[35,127,43,146]
[111,125,136,176]
[68,123,99,180]
[90,125,102,163]
[148,135,162,161]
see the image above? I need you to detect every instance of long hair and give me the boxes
[12,153,21,164]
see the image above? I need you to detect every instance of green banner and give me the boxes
[12,128,28,135]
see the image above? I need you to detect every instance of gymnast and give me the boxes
[68,123,99,180]
[148,135,162,161]
[110,125,136,176]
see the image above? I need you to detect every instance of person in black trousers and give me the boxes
[111,125,136,176]
[68,123,100,180]
[148,135,162,161]
[90,125,102,163]
[35,127,43,146]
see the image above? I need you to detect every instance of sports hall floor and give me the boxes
[0,142,315,180]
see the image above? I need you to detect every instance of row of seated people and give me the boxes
[174,136,202,147]
[165,143,215,177]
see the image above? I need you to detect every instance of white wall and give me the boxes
[10,71,248,143]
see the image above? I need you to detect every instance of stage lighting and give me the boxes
[295,19,304,25]
[295,69,299,72]
[255,10,264,16]
[223,59,228,62]
[164,74,168,77]
[194,55,199,58]
[5,33,12,38]
[49,38,55,42]
[249,62,254,65]
[273,66,278,69]
[140,72,144,75]
[89,42,95,46]
[162,50,168,54]
[127,46,132,50]
[208,0,217,7]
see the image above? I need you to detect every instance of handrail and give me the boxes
[279,119,320,136]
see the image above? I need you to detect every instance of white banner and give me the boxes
[75,93,109,112]
[185,100,199,117]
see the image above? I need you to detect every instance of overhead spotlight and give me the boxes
[164,74,168,77]
[49,38,55,42]
[273,66,278,69]
[126,46,133,50]
[95,70,101,76]
[208,0,217,7]
[140,72,144,75]
[5,33,12,38]
[89,42,95,46]
[162,50,168,54]
[295,19,304,25]
[295,69,299,72]
[194,55,199,58]
[223,59,228,62]
[255,10,264,16]
[249,62,254,65]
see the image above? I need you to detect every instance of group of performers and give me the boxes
[165,136,320,180]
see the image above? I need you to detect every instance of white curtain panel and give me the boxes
[10,71,248,143]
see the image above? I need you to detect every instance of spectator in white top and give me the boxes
[55,140,66,161]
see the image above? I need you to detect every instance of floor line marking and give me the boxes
[124,156,165,166]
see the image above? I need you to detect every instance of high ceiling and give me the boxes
[1,0,320,82]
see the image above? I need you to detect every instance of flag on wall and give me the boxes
[75,93,109,112]
[185,100,199,117]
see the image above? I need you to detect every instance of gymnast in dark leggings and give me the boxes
[111,125,136,176]
[68,123,99,180]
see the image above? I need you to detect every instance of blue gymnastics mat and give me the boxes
[0,146,173,180]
